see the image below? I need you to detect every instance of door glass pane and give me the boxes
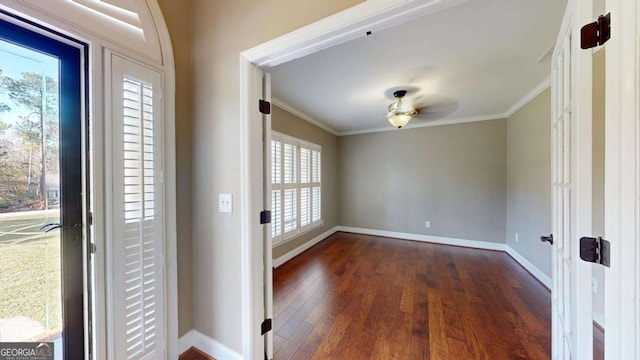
[0,39,63,359]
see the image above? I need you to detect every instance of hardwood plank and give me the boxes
[273,321,314,360]
[594,323,604,360]
[427,290,451,359]
[277,297,321,339]
[273,232,554,360]
[179,347,215,360]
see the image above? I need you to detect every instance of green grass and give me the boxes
[0,211,62,334]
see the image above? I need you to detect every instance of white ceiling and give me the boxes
[268,0,567,135]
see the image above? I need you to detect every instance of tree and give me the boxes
[0,70,58,210]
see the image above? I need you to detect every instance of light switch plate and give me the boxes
[219,193,232,213]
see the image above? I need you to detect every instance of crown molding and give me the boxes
[338,113,506,136]
[274,76,551,137]
[505,77,551,118]
[271,97,340,136]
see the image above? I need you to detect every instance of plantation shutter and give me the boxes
[299,148,311,228]
[311,150,321,222]
[109,54,165,360]
[271,132,322,245]
[282,142,297,236]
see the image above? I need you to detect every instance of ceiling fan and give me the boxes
[386,90,417,128]
[385,89,458,129]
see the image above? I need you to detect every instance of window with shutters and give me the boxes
[271,132,322,246]
[109,54,164,360]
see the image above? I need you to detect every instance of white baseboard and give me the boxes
[335,226,507,251]
[503,246,552,289]
[273,226,339,268]
[177,330,242,360]
[178,330,194,356]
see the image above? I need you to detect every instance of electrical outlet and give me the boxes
[219,193,232,213]
[424,220,431,229]
[592,278,598,294]
[515,233,519,242]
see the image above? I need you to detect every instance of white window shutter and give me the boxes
[300,148,310,183]
[300,187,310,227]
[312,150,321,183]
[311,150,321,222]
[312,187,321,222]
[283,143,296,184]
[109,54,165,360]
[270,132,322,245]
[271,140,281,184]
[283,188,297,233]
[271,190,281,238]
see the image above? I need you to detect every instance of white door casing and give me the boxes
[603,0,640,358]
[551,0,594,358]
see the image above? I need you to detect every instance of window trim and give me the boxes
[271,131,322,247]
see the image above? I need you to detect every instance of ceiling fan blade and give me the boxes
[406,65,435,84]
[414,97,459,121]
[413,95,457,109]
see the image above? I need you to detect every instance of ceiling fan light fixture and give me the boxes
[386,90,417,128]
[387,113,413,128]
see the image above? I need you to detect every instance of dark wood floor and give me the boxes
[179,347,214,360]
[274,232,555,359]
[594,323,604,360]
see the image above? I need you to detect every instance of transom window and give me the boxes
[271,132,322,245]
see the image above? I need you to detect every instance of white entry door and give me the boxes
[550,0,594,358]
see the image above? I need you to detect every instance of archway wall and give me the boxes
[155,0,194,339]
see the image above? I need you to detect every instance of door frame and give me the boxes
[0,2,179,359]
[239,0,496,358]
[603,0,640,358]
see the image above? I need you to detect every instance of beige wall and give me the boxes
[190,0,363,353]
[156,0,193,337]
[505,89,552,276]
[592,48,605,326]
[338,120,507,243]
[271,105,339,259]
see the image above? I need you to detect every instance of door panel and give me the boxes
[551,0,594,358]
[262,73,273,360]
[0,17,84,359]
